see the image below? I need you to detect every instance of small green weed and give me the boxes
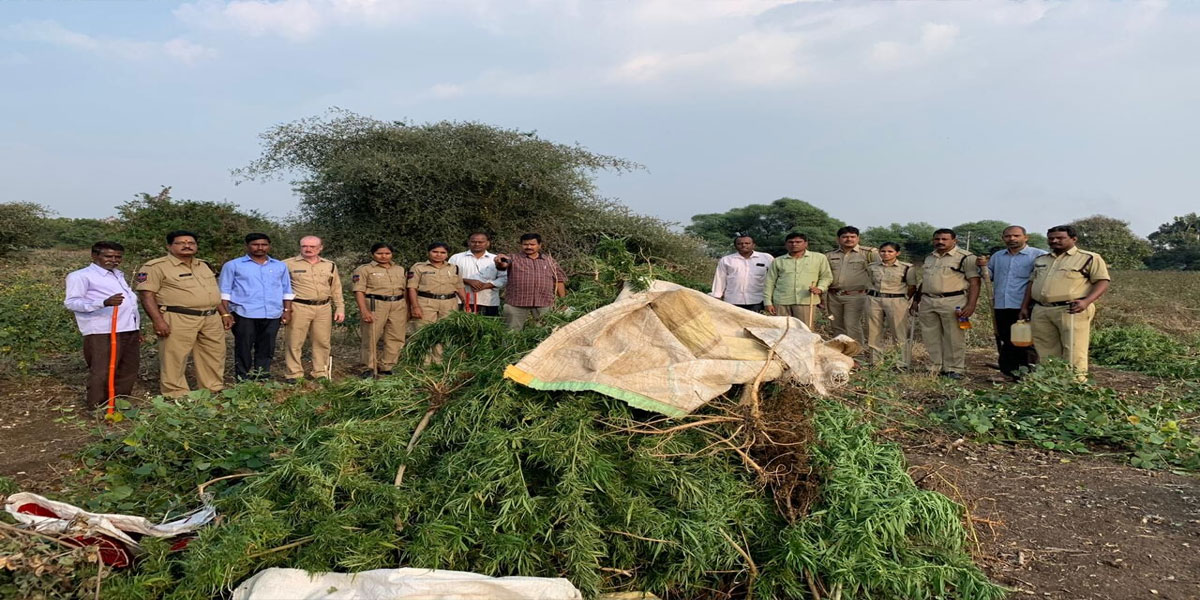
[0,272,80,375]
[932,360,1200,471]
[1091,325,1200,379]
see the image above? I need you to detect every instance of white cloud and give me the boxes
[611,30,807,87]
[868,21,959,69]
[6,20,215,64]
[176,0,326,41]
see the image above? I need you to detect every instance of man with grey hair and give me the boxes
[282,236,345,382]
[977,225,1046,379]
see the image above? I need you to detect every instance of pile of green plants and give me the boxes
[1091,324,1200,379]
[4,248,1001,599]
[932,360,1200,471]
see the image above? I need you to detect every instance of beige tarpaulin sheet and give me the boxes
[231,568,582,600]
[505,281,858,417]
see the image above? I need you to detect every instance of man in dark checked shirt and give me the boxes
[494,232,567,330]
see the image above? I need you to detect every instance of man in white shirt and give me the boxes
[710,235,774,312]
[449,232,508,317]
[64,241,141,408]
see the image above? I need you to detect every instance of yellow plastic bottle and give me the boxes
[1011,320,1033,347]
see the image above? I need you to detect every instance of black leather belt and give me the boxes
[292,298,330,306]
[868,291,907,298]
[923,290,965,298]
[365,293,404,302]
[1036,299,1084,307]
[162,306,219,317]
[417,291,456,300]
[830,288,867,296]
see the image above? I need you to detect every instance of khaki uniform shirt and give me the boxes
[284,256,345,311]
[408,262,463,295]
[1029,247,1111,304]
[869,260,917,295]
[135,254,221,309]
[351,262,407,297]
[827,245,877,291]
[920,247,980,294]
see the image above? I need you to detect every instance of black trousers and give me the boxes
[82,331,140,408]
[232,314,281,380]
[993,308,1038,377]
[734,303,765,313]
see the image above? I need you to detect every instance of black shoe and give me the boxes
[942,371,964,381]
[360,371,374,379]
[283,378,298,384]
[377,370,393,376]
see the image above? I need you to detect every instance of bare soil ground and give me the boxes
[2,344,1198,599]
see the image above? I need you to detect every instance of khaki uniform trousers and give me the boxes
[828,292,869,344]
[361,299,407,371]
[918,295,967,374]
[159,312,225,397]
[867,296,910,366]
[412,298,459,329]
[284,302,333,379]
[1031,303,1094,380]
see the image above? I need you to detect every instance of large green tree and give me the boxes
[0,202,48,257]
[686,198,844,257]
[116,187,287,265]
[1067,215,1151,269]
[1146,213,1200,270]
[860,222,937,261]
[235,110,706,276]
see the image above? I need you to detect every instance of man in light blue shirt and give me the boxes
[979,225,1047,379]
[219,233,294,381]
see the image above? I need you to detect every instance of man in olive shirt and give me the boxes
[136,230,232,397]
[825,226,877,345]
[910,228,981,380]
[764,233,833,320]
[282,236,345,383]
[1019,225,1111,380]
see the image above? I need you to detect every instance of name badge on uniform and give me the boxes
[293,269,307,273]
[178,273,193,278]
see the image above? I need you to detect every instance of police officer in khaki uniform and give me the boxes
[408,242,467,328]
[826,226,877,345]
[136,230,232,397]
[352,243,408,377]
[866,242,918,367]
[910,228,981,379]
[1019,225,1111,380]
[282,236,345,382]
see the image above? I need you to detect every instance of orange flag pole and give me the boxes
[107,305,119,417]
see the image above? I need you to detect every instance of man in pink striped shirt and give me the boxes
[494,233,567,330]
[64,241,141,408]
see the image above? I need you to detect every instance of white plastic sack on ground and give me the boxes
[505,280,859,417]
[4,491,215,547]
[231,567,583,600]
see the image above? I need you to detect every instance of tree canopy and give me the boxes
[1146,213,1200,270]
[0,202,49,257]
[1067,215,1151,270]
[234,110,706,276]
[116,187,287,265]
[686,198,844,257]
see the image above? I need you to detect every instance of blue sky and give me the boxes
[2,0,1197,236]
